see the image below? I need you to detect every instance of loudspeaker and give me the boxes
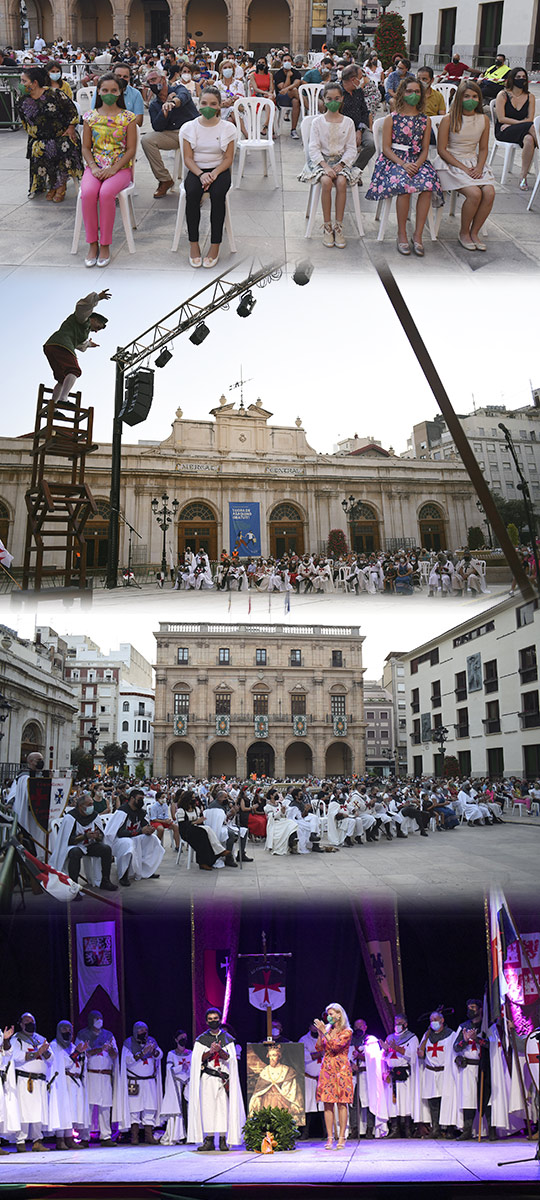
[120,369,155,426]
[0,89,17,129]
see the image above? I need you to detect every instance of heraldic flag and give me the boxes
[248,956,286,1011]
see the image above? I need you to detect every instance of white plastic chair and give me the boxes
[232,97,279,189]
[372,116,438,241]
[71,127,140,256]
[301,114,364,240]
[437,81,457,110]
[298,82,323,126]
[418,561,430,588]
[511,800,528,818]
[176,837,194,868]
[75,86,94,116]
[488,98,519,185]
[171,125,237,253]
[526,114,540,211]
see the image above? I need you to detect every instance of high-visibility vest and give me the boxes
[483,63,509,82]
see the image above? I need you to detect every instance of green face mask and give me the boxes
[404,92,420,106]
[325,99,341,111]
[463,97,479,111]
[101,92,118,105]
[19,81,30,94]
[200,105,217,119]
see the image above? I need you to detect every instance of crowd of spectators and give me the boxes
[3,35,537,262]
[156,546,494,597]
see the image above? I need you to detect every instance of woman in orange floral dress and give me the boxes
[314,1003,353,1149]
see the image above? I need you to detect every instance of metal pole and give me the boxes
[106,356,125,589]
[161,521,167,579]
[375,266,536,601]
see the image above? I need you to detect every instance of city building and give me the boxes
[153,621,366,778]
[0,624,78,779]
[400,0,540,69]
[0,398,481,575]
[403,400,540,530]
[118,686,155,773]
[382,651,408,774]
[395,595,540,779]
[42,633,154,770]
[362,679,395,774]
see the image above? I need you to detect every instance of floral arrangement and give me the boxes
[374,12,407,68]
[243,1106,299,1152]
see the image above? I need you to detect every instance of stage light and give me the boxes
[155,348,173,368]
[293,260,313,286]
[237,291,256,318]
[189,322,210,346]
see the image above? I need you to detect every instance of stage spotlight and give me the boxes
[237,291,256,318]
[293,260,313,286]
[189,322,211,346]
[155,348,173,368]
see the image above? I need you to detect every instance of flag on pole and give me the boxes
[248,957,286,1011]
[11,840,81,901]
[488,888,519,1021]
[0,540,13,569]
[76,921,120,1011]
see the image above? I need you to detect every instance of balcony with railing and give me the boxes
[519,709,540,730]
[482,718,501,735]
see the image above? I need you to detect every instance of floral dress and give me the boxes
[83,109,137,169]
[17,87,82,195]
[365,112,444,205]
[315,1027,354,1104]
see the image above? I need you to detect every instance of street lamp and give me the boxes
[431,724,449,778]
[152,493,179,578]
[476,499,493,549]
[86,724,99,772]
[0,693,11,745]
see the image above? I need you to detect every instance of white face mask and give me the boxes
[181,73,191,81]
[222,68,233,78]
[93,1019,103,1031]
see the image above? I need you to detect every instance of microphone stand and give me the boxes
[498,423,540,586]
[111,507,142,588]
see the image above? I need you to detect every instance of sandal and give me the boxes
[397,239,410,255]
[335,1139,346,1150]
[412,241,424,257]
[52,186,66,203]
[324,1140,334,1149]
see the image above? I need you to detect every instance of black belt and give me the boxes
[16,1069,45,1080]
[425,1063,444,1072]
[88,1067,112,1075]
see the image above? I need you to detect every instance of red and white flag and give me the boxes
[13,841,81,902]
[0,540,13,569]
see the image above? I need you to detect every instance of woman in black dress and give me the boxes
[494,68,537,191]
[175,789,229,871]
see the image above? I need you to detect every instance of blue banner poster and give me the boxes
[229,502,261,556]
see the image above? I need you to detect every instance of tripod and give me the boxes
[112,507,142,588]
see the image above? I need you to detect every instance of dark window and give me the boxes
[215,694,231,715]
[138,701,145,716]
[256,648,267,665]
[487,746,504,777]
[439,6,457,58]
[380,729,389,740]
[177,648,189,664]
[411,648,439,674]
[519,645,538,684]
[520,690,540,729]
[484,699,501,734]
[431,680,441,708]
[479,0,503,59]
[458,750,472,775]
[290,649,302,666]
[219,648,230,664]
[455,670,467,702]
[412,719,421,745]
[411,688,420,714]
[122,700,129,712]
[122,721,129,732]
[484,659,498,693]
[253,694,269,716]
[367,730,376,740]
[331,695,346,717]
[524,744,540,780]
[291,694,306,717]
[380,711,388,721]
[453,620,495,647]
[410,11,423,57]
[332,650,343,668]
[456,707,469,738]
[517,601,538,628]
[174,693,190,715]
[366,710,375,720]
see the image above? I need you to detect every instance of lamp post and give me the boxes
[0,693,11,747]
[476,499,493,549]
[152,494,179,578]
[431,724,449,778]
[86,724,99,772]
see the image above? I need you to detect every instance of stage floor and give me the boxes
[1,1138,539,1185]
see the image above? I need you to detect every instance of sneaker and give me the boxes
[323,224,334,247]
[333,222,346,248]
[290,129,299,139]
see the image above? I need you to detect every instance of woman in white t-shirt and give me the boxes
[182,85,237,268]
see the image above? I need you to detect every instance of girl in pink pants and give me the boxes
[81,74,138,268]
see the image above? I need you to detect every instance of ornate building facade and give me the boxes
[0,0,310,59]
[0,624,78,778]
[153,621,365,778]
[0,398,480,577]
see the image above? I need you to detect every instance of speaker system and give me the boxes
[120,369,155,426]
[0,88,18,129]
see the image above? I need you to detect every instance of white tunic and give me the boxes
[11,1033,50,1126]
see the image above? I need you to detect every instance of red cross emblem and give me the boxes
[251,970,281,1005]
[428,1042,443,1058]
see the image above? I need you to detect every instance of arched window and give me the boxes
[269,502,304,558]
[178,502,215,522]
[122,721,129,732]
[122,701,130,712]
[177,502,217,561]
[347,503,380,554]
